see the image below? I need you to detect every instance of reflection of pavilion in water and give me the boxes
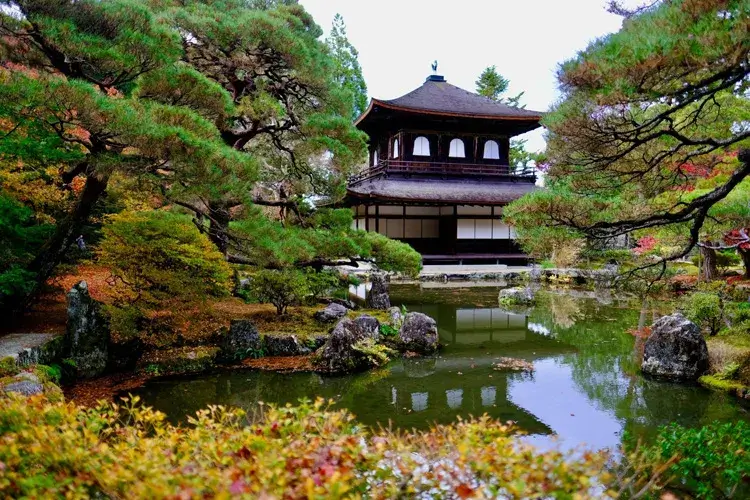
[341,297,574,432]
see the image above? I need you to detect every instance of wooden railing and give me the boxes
[348,159,536,185]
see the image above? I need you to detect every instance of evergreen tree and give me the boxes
[476,66,510,102]
[505,0,749,274]
[0,0,418,312]
[0,0,249,310]
[326,13,368,120]
[475,65,536,172]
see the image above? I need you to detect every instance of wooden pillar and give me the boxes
[501,137,510,171]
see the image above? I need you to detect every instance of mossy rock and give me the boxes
[138,347,219,376]
[1,369,64,403]
[698,374,748,395]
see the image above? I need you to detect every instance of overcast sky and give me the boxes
[300,0,628,152]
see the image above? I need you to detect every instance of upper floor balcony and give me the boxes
[348,159,536,186]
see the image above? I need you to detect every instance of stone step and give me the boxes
[0,333,64,366]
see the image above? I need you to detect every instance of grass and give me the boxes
[703,332,750,394]
[698,374,746,393]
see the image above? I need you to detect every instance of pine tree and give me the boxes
[504,0,750,272]
[326,13,368,120]
[0,0,417,313]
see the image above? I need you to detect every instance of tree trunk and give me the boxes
[739,247,750,279]
[207,201,231,256]
[700,243,719,281]
[16,171,110,312]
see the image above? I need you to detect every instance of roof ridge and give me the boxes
[374,78,543,119]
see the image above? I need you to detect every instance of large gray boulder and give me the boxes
[263,334,310,356]
[314,303,349,323]
[498,287,536,306]
[353,314,380,341]
[315,317,387,373]
[366,273,391,310]
[642,313,709,380]
[399,312,439,354]
[218,320,262,362]
[66,281,109,378]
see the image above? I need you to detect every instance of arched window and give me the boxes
[373,150,379,166]
[392,138,399,158]
[448,138,465,158]
[483,140,500,160]
[413,136,430,156]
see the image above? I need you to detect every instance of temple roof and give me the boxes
[356,75,543,125]
[347,178,537,205]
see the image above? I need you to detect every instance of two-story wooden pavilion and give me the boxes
[345,73,543,264]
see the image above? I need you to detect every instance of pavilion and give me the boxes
[345,73,543,264]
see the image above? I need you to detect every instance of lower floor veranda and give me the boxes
[350,203,527,263]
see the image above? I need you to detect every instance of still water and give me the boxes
[134,284,750,451]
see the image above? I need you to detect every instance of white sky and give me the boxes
[300,0,628,153]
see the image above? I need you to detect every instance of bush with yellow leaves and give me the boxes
[0,395,616,498]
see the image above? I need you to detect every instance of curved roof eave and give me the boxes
[354,99,543,127]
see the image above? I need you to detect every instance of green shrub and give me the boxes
[304,269,343,303]
[631,421,750,499]
[379,323,398,337]
[681,292,724,335]
[358,231,422,278]
[98,210,232,305]
[248,268,309,315]
[0,194,53,308]
[34,364,61,384]
[0,356,18,377]
[723,301,750,329]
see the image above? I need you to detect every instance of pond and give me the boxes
[134,284,750,451]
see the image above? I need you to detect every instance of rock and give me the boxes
[311,335,328,351]
[329,298,357,310]
[366,273,391,310]
[315,318,387,373]
[353,314,380,341]
[529,265,542,282]
[504,272,522,282]
[0,333,64,367]
[498,287,536,306]
[139,346,219,376]
[218,320,262,363]
[2,372,43,396]
[642,313,709,380]
[387,306,403,328]
[314,303,349,323]
[1,370,63,401]
[399,312,439,355]
[263,335,311,356]
[65,281,110,378]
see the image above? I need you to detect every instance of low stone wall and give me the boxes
[409,267,618,287]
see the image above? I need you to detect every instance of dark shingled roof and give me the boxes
[347,178,537,205]
[356,76,543,124]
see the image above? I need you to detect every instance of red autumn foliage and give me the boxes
[633,235,658,255]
